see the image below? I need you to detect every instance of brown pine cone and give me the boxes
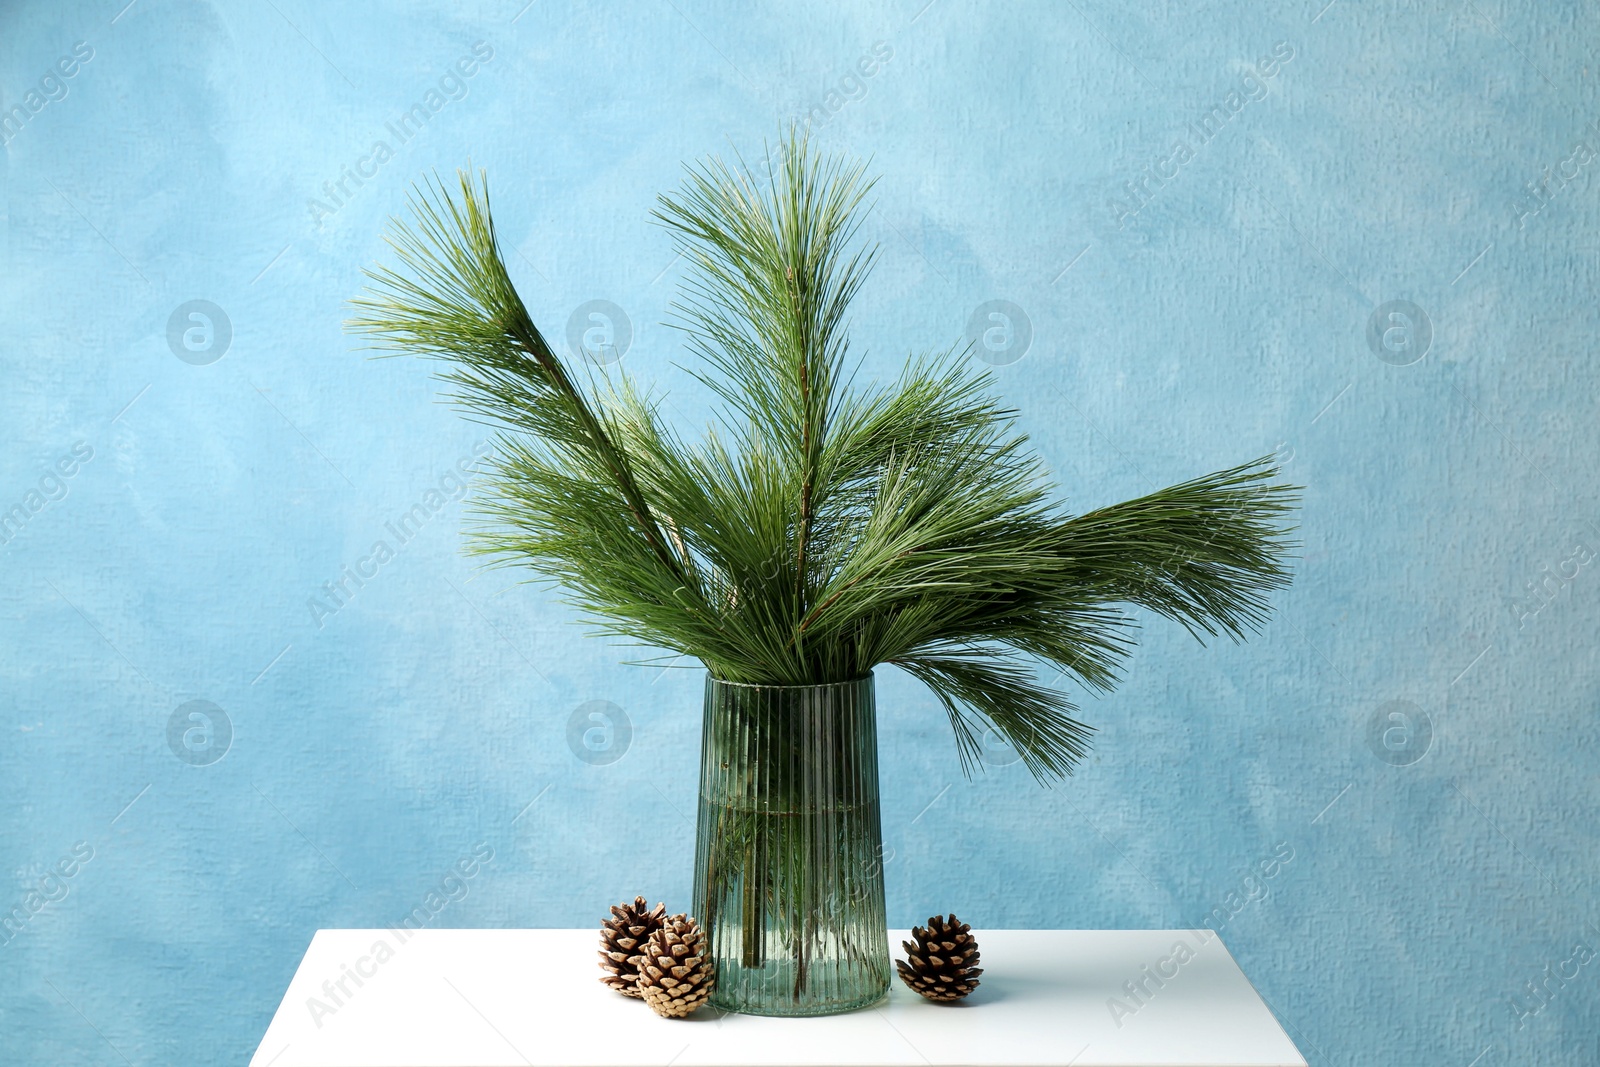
[636,913,716,1018]
[896,914,983,1002]
[598,896,667,997]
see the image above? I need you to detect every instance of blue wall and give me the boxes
[4,1,1598,1063]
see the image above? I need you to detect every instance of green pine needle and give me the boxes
[348,133,1299,783]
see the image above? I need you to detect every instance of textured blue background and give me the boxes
[4,0,1599,1063]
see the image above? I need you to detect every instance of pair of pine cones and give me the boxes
[598,897,715,1018]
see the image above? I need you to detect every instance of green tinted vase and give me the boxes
[692,673,891,1016]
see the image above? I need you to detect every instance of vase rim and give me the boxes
[705,670,874,691]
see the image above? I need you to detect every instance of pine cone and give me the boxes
[896,914,983,1002]
[598,896,667,997]
[635,913,716,1018]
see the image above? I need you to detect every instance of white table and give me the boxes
[250,929,1305,1067]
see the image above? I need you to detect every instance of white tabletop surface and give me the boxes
[250,929,1305,1067]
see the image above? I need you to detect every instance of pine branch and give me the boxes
[1041,457,1298,643]
[349,171,690,587]
[348,138,1299,785]
[654,132,876,643]
[894,649,1095,781]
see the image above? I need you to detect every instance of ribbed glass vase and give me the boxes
[691,673,891,1016]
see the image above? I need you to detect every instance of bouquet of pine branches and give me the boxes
[350,135,1295,781]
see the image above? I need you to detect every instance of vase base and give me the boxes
[701,945,891,1017]
[708,991,889,1017]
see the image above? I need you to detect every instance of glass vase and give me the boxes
[691,673,891,1016]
